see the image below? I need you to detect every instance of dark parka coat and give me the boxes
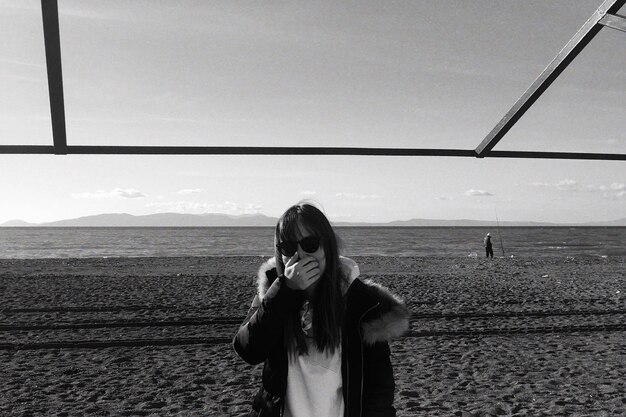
[233,258,410,417]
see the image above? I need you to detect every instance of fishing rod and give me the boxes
[495,209,505,256]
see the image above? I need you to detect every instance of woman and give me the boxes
[233,203,409,417]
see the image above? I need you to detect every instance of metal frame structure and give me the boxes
[474,0,626,159]
[1,0,624,160]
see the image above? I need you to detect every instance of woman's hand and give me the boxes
[283,253,320,291]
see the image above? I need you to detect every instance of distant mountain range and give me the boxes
[1,213,625,227]
[0,213,276,227]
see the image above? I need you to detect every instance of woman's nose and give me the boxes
[297,245,307,258]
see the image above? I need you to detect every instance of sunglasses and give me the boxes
[276,236,321,257]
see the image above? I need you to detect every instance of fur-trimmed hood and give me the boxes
[355,278,410,345]
[256,257,279,300]
[255,257,409,345]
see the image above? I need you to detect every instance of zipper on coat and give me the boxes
[357,302,380,417]
[345,335,350,417]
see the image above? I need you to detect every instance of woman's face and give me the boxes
[281,220,326,279]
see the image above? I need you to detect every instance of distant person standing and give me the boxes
[484,233,494,258]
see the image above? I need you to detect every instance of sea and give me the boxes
[0,227,624,259]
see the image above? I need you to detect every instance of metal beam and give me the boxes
[599,13,626,33]
[41,0,67,155]
[0,146,55,154]
[66,146,478,156]
[486,150,626,161]
[0,146,475,157]
[475,0,626,157]
[0,145,624,160]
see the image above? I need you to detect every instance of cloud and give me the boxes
[600,183,626,200]
[145,201,263,215]
[176,188,203,195]
[117,189,146,198]
[299,190,317,196]
[437,196,453,201]
[465,189,494,197]
[146,201,212,212]
[219,201,264,214]
[72,188,146,199]
[531,179,579,191]
[335,192,382,200]
[530,180,624,199]
[555,179,579,190]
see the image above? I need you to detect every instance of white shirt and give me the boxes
[283,338,344,417]
[283,257,359,417]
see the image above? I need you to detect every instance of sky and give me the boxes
[0,0,624,224]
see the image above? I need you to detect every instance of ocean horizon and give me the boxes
[0,226,624,259]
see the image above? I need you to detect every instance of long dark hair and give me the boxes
[274,203,345,356]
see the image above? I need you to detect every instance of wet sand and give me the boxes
[1,256,625,416]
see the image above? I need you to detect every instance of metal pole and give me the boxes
[41,0,67,155]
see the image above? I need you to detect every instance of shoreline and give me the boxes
[1,252,624,261]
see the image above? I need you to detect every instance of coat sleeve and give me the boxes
[362,341,397,417]
[232,275,302,365]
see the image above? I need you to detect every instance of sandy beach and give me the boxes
[1,256,625,416]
